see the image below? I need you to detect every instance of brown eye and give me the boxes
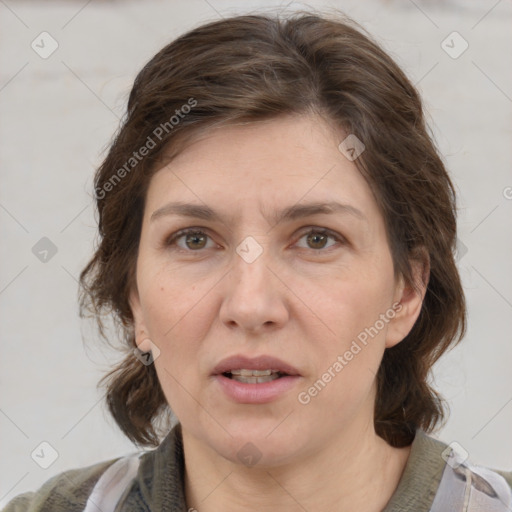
[166,229,214,251]
[306,232,329,249]
[183,231,208,250]
[296,228,342,251]
[165,226,343,254]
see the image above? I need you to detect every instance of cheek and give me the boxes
[296,297,392,424]
[305,258,395,390]
[140,276,206,414]
[137,264,204,369]
[139,258,200,332]
[313,259,395,343]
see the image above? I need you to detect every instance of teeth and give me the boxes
[226,369,283,383]
[231,374,281,384]
[230,369,278,376]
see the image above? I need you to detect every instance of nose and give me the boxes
[218,242,289,334]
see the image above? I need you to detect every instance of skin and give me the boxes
[130,113,429,511]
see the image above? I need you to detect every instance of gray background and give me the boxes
[1,0,511,506]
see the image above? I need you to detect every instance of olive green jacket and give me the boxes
[3,423,511,511]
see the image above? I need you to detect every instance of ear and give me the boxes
[129,286,152,352]
[385,247,430,348]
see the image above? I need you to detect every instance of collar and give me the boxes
[135,423,447,512]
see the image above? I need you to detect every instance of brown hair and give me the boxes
[79,10,466,448]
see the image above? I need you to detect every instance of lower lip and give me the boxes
[214,374,301,404]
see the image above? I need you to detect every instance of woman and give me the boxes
[4,10,511,512]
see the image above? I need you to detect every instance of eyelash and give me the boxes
[164,226,345,254]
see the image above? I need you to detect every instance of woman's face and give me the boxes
[130,114,422,466]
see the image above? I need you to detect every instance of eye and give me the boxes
[165,228,216,251]
[165,226,344,253]
[295,227,343,251]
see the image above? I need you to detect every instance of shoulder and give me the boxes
[491,468,512,491]
[385,430,512,512]
[1,458,120,512]
[412,430,512,485]
[420,432,512,511]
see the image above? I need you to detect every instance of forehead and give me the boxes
[145,114,380,225]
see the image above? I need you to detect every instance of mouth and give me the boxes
[212,354,301,380]
[222,369,289,384]
[212,355,301,404]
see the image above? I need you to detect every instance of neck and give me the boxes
[182,418,411,512]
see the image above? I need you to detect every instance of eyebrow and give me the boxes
[150,200,366,225]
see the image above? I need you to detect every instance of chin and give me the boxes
[207,421,308,469]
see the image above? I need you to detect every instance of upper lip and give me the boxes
[212,355,301,376]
